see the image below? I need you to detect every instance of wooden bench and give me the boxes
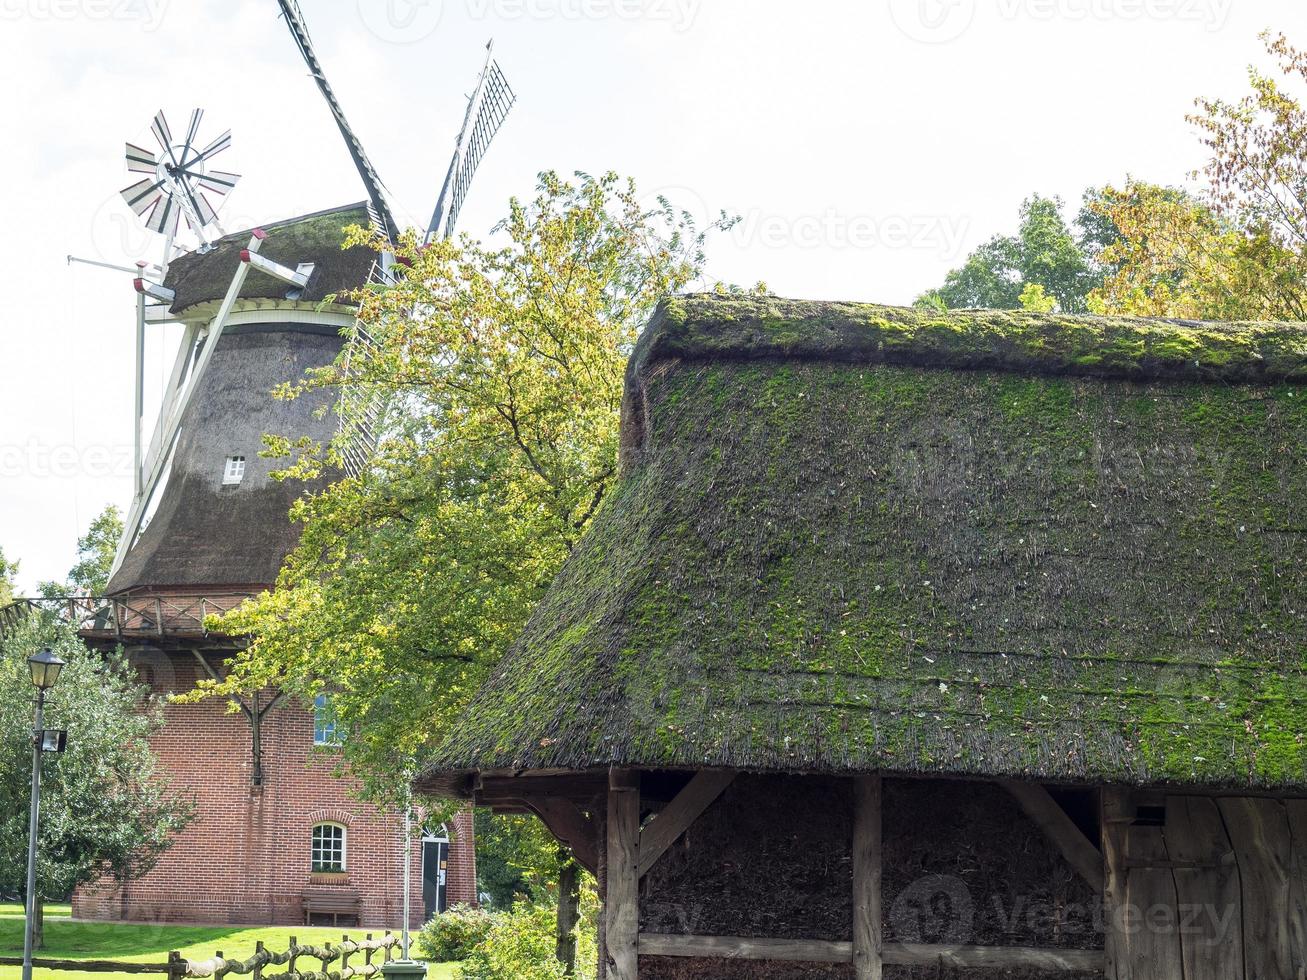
[302,887,361,926]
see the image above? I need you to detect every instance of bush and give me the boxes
[458,890,598,980]
[416,904,501,962]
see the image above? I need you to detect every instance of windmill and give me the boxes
[104,0,518,585]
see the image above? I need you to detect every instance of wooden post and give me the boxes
[252,941,264,980]
[853,776,883,980]
[1100,789,1130,980]
[606,768,640,980]
[168,950,184,980]
[287,936,298,979]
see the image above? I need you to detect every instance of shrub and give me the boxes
[416,904,500,962]
[458,889,599,980]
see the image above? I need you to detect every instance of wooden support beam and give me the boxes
[1100,787,1132,980]
[636,770,735,878]
[637,935,851,962]
[635,935,1104,972]
[852,776,882,980]
[1000,779,1104,894]
[883,943,1105,971]
[605,769,640,980]
[524,798,599,876]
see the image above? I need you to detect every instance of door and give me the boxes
[423,833,450,919]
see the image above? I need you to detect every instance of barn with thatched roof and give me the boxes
[418,294,1307,980]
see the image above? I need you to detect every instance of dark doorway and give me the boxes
[423,832,450,920]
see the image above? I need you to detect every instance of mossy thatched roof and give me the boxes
[164,203,376,316]
[420,295,1307,794]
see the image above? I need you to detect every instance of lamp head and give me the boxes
[28,648,66,691]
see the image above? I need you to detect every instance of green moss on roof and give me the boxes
[422,295,1307,792]
[164,203,376,315]
[633,295,1307,385]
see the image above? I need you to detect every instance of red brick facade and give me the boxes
[73,650,476,929]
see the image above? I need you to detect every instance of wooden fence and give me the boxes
[0,932,399,979]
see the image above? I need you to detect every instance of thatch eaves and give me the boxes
[421,295,1307,795]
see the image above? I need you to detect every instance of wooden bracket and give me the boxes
[523,798,599,876]
[1000,779,1104,894]
[637,770,735,878]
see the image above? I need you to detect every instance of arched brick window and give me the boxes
[311,822,347,873]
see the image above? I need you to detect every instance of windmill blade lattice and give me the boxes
[120,109,239,239]
[427,50,517,241]
[276,0,400,243]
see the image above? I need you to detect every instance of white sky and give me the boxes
[2,0,1304,589]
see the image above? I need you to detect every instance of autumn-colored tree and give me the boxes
[1091,32,1307,319]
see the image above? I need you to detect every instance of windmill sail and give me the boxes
[426,43,517,241]
[276,0,400,243]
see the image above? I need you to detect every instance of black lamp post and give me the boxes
[22,648,64,980]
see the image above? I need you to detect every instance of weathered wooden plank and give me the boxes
[1283,799,1307,975]
[1000,779,1104,893]
[1220,796,1293,980]
[852,776,882,980]
[882,943,1106,971]
[1101,788,1133,980]
[636,770,735,878]
[1164,796,1243,980]
[1123,821,1184,980]
[636,935,852,962]
[605,769,640,980]
[634,935,1103,971]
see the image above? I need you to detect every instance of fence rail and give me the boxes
[0,931,399,979]
[0,594,255,642]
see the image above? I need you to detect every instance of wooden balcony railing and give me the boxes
[0,593,254,641]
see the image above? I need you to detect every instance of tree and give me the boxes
[915,195,1102,313]
[1090,32,1307,320]
[39,505,122,598]
[0,548,17,607]
[193,171,733,969]
[0,613,192,947]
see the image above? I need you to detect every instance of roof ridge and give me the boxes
[629,294,1307,386]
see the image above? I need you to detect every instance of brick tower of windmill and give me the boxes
[70,0,517,928]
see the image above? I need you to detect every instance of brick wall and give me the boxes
[73,649,475,929]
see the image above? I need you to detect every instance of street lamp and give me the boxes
[22,648,65,980]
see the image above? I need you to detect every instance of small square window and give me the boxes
[222,456,246,486]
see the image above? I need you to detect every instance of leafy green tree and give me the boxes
[200,172,732,798]
[38,506,122,598]
[1091,32,1307,320]
[916,194,1102,313]
[0,613,192,947]
[193,171,731,971]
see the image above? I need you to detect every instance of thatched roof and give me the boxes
[106,325,342,596]
[164,203,376,316]
[420,295,1307,794]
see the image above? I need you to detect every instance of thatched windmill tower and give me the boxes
[66,0,516,929]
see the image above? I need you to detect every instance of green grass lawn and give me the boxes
[0,905,456,980]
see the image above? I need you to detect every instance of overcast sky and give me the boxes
[2,0,1304,589]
